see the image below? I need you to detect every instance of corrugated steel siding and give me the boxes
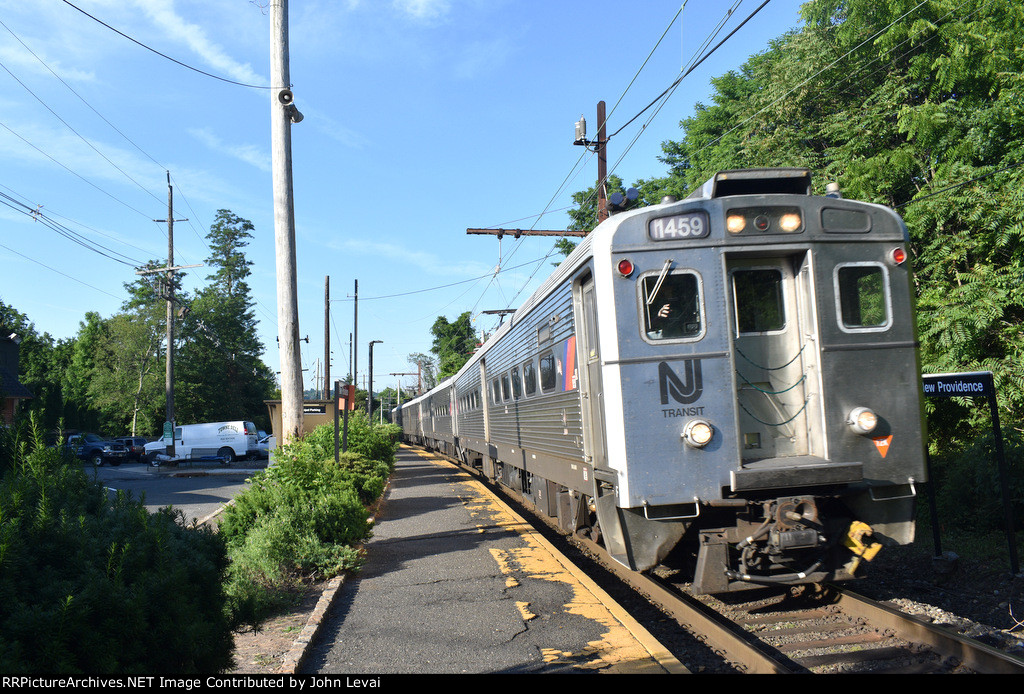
[459,278,585,462]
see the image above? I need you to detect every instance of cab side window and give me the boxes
[642,272,703,340]
[835,263,891,331]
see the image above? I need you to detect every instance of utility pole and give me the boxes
[351,279,358,395]
[138,173,196,458]
[324,276,330,400]
[597,100,608,223]
[368,340,382,417]
[573,100,610,223]
[271,0,304,444]
[162,177,176,453]
[391,372,417,408]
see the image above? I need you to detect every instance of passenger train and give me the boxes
[395,168,926,594]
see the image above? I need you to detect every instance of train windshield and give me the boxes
[642,272,702,340]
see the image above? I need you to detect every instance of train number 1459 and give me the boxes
[648,211,710,241]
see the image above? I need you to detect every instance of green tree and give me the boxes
[175,211,276,428]
[407,352,437,392]
[429,312,479,380]
[588,0,1024,449]
[84,267,168,436]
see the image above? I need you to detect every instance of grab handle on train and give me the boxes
[868,477,917,501]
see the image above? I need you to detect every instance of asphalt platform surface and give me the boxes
[299,446,686,675]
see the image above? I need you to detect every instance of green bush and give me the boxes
[219,419,397,626]
[0,446,233,674]
[300,410,401,467]
[928,428,1024,533]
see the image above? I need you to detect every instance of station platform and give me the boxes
[299,446,687,675]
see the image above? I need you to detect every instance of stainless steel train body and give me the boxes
[396,168,926,594]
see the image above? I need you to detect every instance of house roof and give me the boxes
[0,365,33,399]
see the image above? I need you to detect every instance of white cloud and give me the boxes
[392,0,453,22]
[325,236,494,279]
[189,127,270,172]
[133,0,266,86]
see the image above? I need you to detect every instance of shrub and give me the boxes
[218,419,397,626]
[0,445,233,674]
[301,411,401,467]
[929,429,1024,533]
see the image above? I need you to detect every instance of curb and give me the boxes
[276,474,393,674]
[279,575,346,674]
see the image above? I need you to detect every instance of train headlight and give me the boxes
[779,212,802,232]
[726,215,746,234]
[847,407,878,435]
[682,419,714,448]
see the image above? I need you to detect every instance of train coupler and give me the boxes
[842,520,882,574]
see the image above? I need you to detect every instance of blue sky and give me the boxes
[0,0,807,409]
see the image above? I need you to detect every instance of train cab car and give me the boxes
[589,168,926,593]
[401,168,927,594]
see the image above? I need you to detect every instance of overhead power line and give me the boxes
[60,0,273,89]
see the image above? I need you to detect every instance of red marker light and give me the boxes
[891,248,907,265]
[617,259,634,276]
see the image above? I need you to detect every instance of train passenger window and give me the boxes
[733,268,785,333]
[491,379,500,405]
[511,367,522,399]
[501,374,510,401]
[835,263,891,331]
[523,361,537,395]
[642,272,702,340]
[539,353,556,392]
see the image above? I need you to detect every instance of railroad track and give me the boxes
[570,531,1024,674]
[428,447,1024,674]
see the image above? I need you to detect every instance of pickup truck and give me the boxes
[68,433,128,467]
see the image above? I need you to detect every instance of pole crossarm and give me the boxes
[466,228,588,238]
[135,264,202,275]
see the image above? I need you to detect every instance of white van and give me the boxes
[145,421,259,465]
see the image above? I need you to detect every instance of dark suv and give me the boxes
[68,433,128,467]
[116,436,148,463]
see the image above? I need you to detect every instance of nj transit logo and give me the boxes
[659,360,703,405]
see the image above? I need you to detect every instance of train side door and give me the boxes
[574,274,607,468]
[727,255,822,462]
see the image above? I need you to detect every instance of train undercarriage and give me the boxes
[427,442,885,596]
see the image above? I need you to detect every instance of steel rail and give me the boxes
[834,588,1024,675]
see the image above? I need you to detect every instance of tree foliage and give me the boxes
[1,209,276,438]
[175,210,276,427]
[429,312,479,380]
[565,0,1024,449]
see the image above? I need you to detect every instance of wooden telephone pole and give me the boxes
[271,0,304,444]
[468,101,611,243]
[137,174,197,456]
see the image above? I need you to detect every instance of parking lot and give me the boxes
[86,457,267,525]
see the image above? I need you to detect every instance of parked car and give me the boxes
[68,433,128,467]
[254,432,276,459]
[115,436,149,463]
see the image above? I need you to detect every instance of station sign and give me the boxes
[921,369,1017,574]
[922,371,994,398]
